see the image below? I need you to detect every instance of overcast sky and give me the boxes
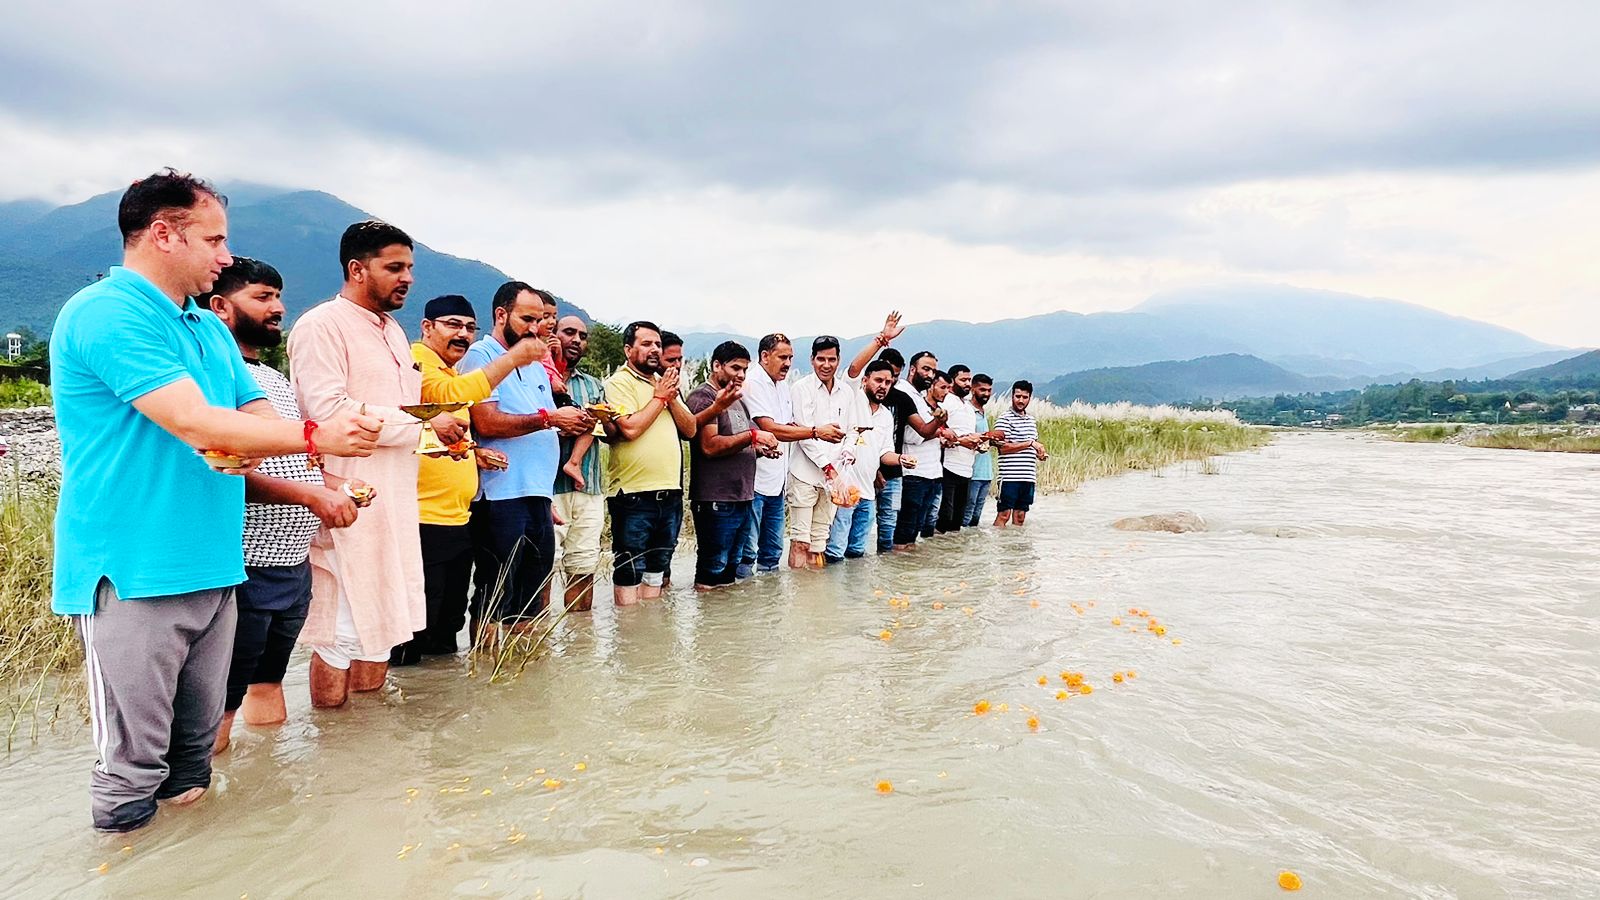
[4,2,1598,343]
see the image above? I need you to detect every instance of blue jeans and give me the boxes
[876,477,901,553]
[997,481,1036,512]
[739,491,786,577]
[965,478,991,526]
[894,476,941,546]
[826,496,876,561]
[484,496,556,622]
[692,500,752,587]
[922,479,943,538]
[608,491,683,588]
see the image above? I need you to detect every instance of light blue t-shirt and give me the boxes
[459,336,559,501]
[972,407,995,481]
[49,266,266,615]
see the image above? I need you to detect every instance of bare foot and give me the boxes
[561,459,586,491]
[165,787,206,806]
[211,709,235,757]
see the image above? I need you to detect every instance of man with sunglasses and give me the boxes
[390,294,546,664]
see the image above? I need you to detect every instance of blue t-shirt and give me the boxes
[49,266,266,615]
[459,336,559,501]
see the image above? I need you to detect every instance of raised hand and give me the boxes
[878,310,905,344]
[507,333,548,365]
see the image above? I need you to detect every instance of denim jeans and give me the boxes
[483,496,556,622]
[875,477,901,553]
[609,490,683,588]
[894,476,941,546]
[826,496,876,561]
[965,478,991,527]
[739,491,786,577]
[692,500,752,587]
[922,479,943,538]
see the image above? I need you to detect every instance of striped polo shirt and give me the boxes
[994,409,1039,483]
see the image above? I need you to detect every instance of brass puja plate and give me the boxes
[399,401,473,420]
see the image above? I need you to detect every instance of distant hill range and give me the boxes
[684,284,1567,385]
[1505,349,1600,381]
[2,186,1568,387]
[0,184,589,336]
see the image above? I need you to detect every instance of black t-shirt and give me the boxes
[685,383,757,502]
[879,387,917,479]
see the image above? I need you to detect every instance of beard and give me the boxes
[952,384,969,398]
[502,322,527,347]
[911,372,933,390]
[234,314,282,349]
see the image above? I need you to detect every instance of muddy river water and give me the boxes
[2,432,1598,898]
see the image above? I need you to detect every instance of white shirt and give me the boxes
[849,401,895,484]
[744,364,793,496]
[941,392,979,477]
[789,372,857,487]
[901,387,944,477]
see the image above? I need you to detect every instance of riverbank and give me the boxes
[1375,422,1600,452]
[1029,400,1272,493]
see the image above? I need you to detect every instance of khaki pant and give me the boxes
[785,475,838,546]
[553,491,605,576]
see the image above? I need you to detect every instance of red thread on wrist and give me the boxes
[536,409,550,430]
[303,420,321,469]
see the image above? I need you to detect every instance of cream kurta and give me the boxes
[288,295,424,655]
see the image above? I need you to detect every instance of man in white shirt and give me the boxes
[742,334,843,576]
[786,335,855,569]
[937,364,988,533]
[825,360,905,562]
[894,361,955,550]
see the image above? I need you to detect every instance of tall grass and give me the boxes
[0,479,81,748]
[0,378,51,409]
[1387,424,1464,443]
[1007,400,1270,494]
[1464,428,1600,453]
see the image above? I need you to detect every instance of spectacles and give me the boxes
[430,318,477,333]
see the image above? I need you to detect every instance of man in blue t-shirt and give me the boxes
[461,281,593,629]
[49,171,380,833]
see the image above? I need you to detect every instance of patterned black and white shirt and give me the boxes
[243,360,324,567]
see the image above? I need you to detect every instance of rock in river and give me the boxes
[1110,511,1207,533]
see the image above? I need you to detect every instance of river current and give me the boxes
[2,432,1597,898]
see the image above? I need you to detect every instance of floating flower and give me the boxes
[1126,671,1137,679]
[1037,676,1048,685]
[1030,600,1041,608]
[961,607,975,616]
[1172,638,1183,645]
[876,780,894,794]
[1078,685,1093,695]
[1055,690,1068,701]
[879,630,893,641]
[1112,673,1124,683]
[974,700,991,715]
[574,762,587,771]
[542,778,562,789]
[1111,618,1122,626]
[1277,871,1302,891]
[1026,716,1039,731]
[931,601,945,610]
[1155,626,1167,636]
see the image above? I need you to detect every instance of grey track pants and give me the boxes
[75,580,237,832]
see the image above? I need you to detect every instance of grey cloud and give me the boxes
[2,1,1598,232]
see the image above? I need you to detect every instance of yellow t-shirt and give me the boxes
[603,365,683,494]
[413,341,493,526]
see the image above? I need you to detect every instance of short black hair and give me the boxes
[662,331,684,350]
[811,335,841,357]
[711,340,750,365]
[623,321,661,346]
[1013,380,1034,394]
[492,280,537,312]
[877,347,904,368]
[909,350,937,368]
[530,287,557,308]
[948,364,971,380]
[207,256,282,301]
[758,333,792,355]
[339,220,413,277]
[864,359,895,377]
[972,373,993,386]
[933,369,950,384]
[118,169,226,247]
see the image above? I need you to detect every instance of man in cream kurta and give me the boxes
[288,221,462,707]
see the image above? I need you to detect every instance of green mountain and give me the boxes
[1039,353,1332,405]
[1507,349,1600,381]
[0,185,588,336]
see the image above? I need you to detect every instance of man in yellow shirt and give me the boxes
[601,321,696,607]
[393,294,546,663]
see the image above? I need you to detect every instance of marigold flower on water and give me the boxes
[876,780,894,794]
[932,601,945,610]
[542,778,562,789]
[1079,685,1093,695]
[974,700,991,715]
[1126,671,1136,679]
[1037,675,1048,685]
[1055,690,1068,700]
[1111,617,1122,626]
[879,630,893,641]
[1113,673,1124,683]
[1277,871,1302,891]
[1172,638,1182,645]
[1026,716,1039,731]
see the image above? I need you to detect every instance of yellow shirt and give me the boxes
[603,364,683,494]
[413,341,493,526]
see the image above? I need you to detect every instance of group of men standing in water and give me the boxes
[47,170,1049,832]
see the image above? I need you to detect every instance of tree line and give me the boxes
[1211,375,1600,426]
